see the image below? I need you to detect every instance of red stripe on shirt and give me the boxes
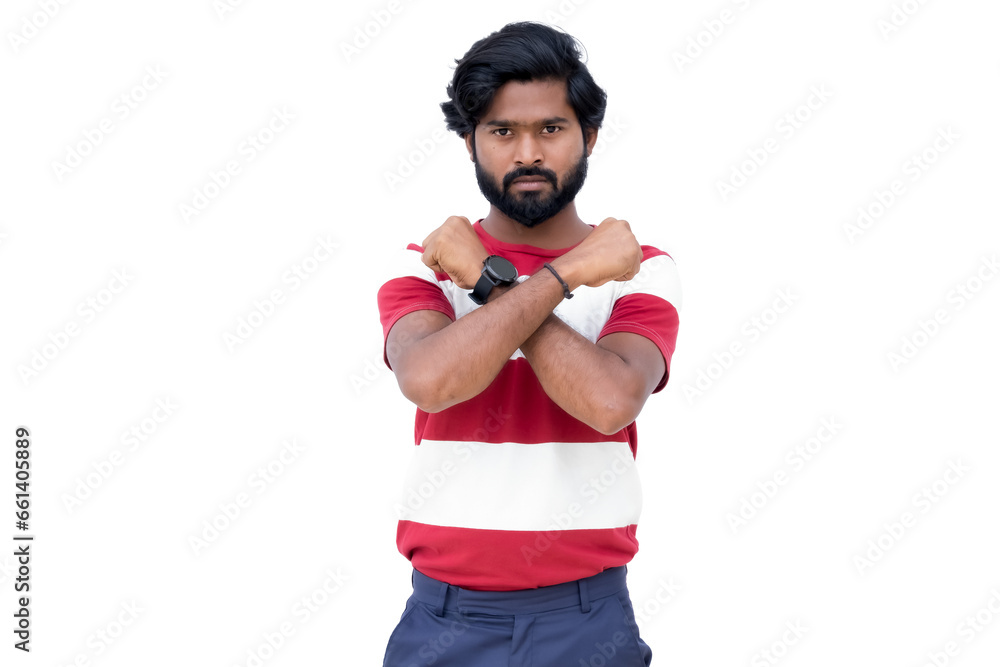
[416,358,627,445]
[398,520,639,591]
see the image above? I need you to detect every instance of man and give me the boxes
[378,21,681,667]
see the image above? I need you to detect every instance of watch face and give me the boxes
[485,256,518,283]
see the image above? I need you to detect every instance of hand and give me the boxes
[420,216,490,289]
[551,218,642,289]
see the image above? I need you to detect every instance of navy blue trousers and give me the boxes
[382,566,653,667]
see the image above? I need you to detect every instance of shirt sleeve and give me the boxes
[376,244,455,369]
[597,246,682,393]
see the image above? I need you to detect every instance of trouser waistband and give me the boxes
[410,566,628,616]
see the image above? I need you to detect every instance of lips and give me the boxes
[509,179,549,193]
[507,174,553,193]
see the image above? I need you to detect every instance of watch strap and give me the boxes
[470,272,496,305]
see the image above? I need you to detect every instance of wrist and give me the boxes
[484,283,511,303]
[485,274,528,303]
[470,255,517,304]
[546,256,583,292]
[462,252,491,289]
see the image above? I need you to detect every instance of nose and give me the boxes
[513,133,543,166]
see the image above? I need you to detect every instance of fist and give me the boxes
[420,216,490,289]
[561,217,642,288]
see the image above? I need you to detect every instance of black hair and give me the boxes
[441,22,608,140]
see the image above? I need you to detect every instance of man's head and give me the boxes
[441,22,607,227]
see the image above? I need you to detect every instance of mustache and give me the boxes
[502,166,558,191]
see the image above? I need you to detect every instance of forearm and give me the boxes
[519,313,642,435]
[404,269,566,412]
[396,216,644,414]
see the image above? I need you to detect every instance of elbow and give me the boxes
[593,417,633,437]
[398,370,454,414]
[590,381,648,435]
[415,397,452,414]
[591,401,640,436]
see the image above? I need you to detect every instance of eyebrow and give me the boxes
[484,116,571,128]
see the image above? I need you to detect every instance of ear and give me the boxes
[465,131,475,162]
[584,126,598,157]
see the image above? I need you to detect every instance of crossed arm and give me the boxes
[384,217,666,435]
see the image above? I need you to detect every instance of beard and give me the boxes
[474,150,589,228]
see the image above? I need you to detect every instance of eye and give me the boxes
[543,126,561,134]
[492,128,512,136]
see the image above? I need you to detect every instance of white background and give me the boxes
[2,0,999,665]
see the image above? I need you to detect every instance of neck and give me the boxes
[480,202,592,249]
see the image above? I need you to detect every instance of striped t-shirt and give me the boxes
[377,220,681,591]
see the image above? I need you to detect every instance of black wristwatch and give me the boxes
[469,255,518,305]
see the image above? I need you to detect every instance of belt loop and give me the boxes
[579,578,591,613]
[432,581,449,617]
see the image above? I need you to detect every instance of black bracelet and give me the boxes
[542,262,574,299]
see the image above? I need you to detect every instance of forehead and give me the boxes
[479,78,577,126]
